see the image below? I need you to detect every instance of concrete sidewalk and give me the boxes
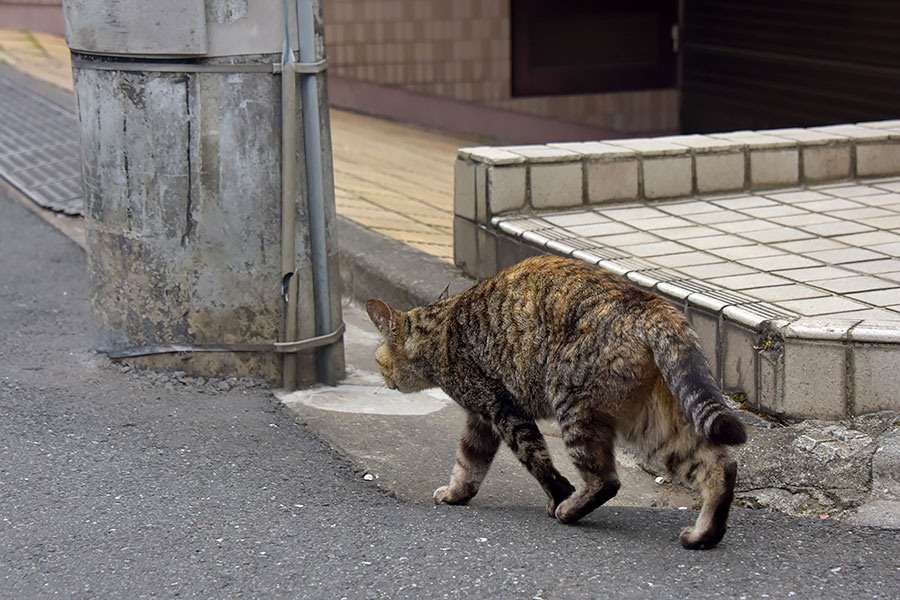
[2,29,899,529]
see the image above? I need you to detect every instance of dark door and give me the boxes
[681,0,900,133]
[511,0,679,97]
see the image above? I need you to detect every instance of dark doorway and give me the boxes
[511,0,679,97]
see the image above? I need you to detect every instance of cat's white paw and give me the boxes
[433,485,471,505]
[433,486,451,505]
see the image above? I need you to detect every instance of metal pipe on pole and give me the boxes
[280,35,299,390]
[295,0,337,385]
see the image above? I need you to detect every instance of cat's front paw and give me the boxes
[547,479,577,517]
[433,485,470,505]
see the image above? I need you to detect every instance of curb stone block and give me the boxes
[851,345,900,415]
[586,158,638,204]
[750,148,800,189]
[856,142,900,177]
[723,321,758,405]
[695,151,745,194]
[453,159,476,221]
[530,162,583,209]
[486,165,526,216]
[643,155,692,199]
[783,340,846,419]
[802,144,852,182]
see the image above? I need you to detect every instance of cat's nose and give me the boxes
[386,380,397,390]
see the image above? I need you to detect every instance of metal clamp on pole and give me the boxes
[103,322,346,359]
[272,57,328,74]
[273,322,345,353]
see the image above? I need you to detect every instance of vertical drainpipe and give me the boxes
[296,0,337,385]
[281,36,299,390]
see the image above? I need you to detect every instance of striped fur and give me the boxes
[366,255,746,549]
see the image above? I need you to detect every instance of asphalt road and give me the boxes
[1,184,898,599]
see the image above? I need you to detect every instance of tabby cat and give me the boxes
[366,255,746,549]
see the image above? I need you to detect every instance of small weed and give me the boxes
[753,337,773,351]
[19,29,49,56]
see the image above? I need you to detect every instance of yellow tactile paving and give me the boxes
[0,29,73,91]
[0,29,466,263]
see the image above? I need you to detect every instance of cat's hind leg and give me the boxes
[554,412,621,523]
[673,445,737,550]
[434,410,501,505]
[633,378,737,549]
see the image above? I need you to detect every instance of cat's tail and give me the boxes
[640,306,747,446]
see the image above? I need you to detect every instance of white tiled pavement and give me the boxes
[493,178,900,331]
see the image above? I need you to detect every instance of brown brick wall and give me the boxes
[323,0,677,134]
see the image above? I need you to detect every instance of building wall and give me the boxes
[0,0,66,36]
[323,0,678,137]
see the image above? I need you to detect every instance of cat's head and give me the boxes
[365,298,432,393]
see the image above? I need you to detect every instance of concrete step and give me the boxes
[453,129,900,420]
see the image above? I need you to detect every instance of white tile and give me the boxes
[568,221,634,236]
[795,198,863,212]
[710,244,785,260]
[745,284,828,302]
[802,144,852,182]
[740,254,821,271]
[800,221,874,237]
[586,159,639,204]
[648,251,722,268]
[682,234,756,250]
[677,262,755,279]
[658,200,718,215]
[625,215,694,230]
[750,148,800,188]
[833,231,900,246]
[530,162,583,209]
[595,231,661,247]
[713,195,776,209]
[774,265,856,282]
[548,141,635,158]
[542,211,609,227]
[708,272,793,290]
[487,165,526,215]
[453,159,477,220]
[695,152,745,194]
[459,146,527,165]
[806,247,887,264]
[848,258,900,274]
[653,225,721,240]
[741,227,813,244]
[773,238,847,253]
[869,241,900,256]
[714,219,778,234]
[765,190,830,202]
[643,156,693,199]
[503,144,580,162]
[619,240,691,257]
[808,276,896,294]
[605,137,689,155]
[848,288,900,306]
[599,206,669,221]
[856,143,900,177]
[779,296,870,316]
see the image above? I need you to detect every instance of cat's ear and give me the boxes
[365,299,398,338]
[437,283,451,302]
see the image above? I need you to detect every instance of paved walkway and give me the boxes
[0,28,461,261]
[495,182,900,323]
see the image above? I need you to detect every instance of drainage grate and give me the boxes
[0,74,84,216]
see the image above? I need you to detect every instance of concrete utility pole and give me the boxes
[61,0,344,388]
